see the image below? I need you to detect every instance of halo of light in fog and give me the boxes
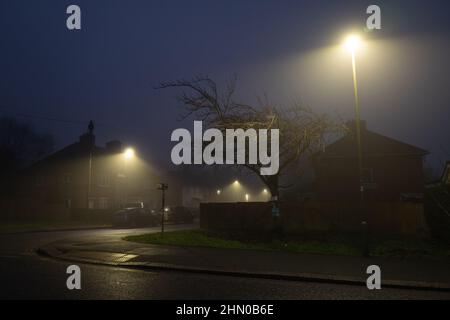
[344,34,361,52]
[209,180,272,203]
[124,147,135,159]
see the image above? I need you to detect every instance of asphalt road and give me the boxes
[1,226,450,300]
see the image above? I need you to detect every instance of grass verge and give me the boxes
[371,239,450,259]
[124,230,450,258]
[123,230,360,256]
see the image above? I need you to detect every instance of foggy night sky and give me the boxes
[1,0,450,174]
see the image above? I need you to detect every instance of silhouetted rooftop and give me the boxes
[318,125,429,159]
[24,122,122,171]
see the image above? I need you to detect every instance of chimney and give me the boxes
[79,121,96,148]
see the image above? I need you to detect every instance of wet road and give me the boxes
[1,227,450,300]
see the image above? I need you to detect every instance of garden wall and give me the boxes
[200,201,428,237]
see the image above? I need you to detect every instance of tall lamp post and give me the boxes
[344,35,368,256]
[122,147,135,207]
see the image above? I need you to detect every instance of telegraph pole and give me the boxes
[157,183,168,234]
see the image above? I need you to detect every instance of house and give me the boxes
[7,122,159,219]
[163,168,215,209]
[424,161,450,240]
[441,161,450,186]
[314,121,429,202]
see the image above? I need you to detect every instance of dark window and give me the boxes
[98,175,111,187]
[98,197,109,209]
[63,174,72,184]
[362,168,374,183]
[35,174,45,187]
[88,198,95,209]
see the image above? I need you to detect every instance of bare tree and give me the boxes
[0,117,54,173]
[157,76,341,198]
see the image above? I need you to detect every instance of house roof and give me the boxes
[25,145,103,173]
[24,127,121,172]
[318,127,429,159]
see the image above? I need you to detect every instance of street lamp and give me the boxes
[344,34,368,256]
[344,35,363,179]
[120,147,136,208]
[124,147,135,159]
[344,35,361,52]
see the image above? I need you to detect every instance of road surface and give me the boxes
[1,226,449,300]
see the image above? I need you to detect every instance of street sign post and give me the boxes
[157,183,168,234]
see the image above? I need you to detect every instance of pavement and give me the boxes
[2,225,450,299]
[0,225,112,235]
[37,226,450,291]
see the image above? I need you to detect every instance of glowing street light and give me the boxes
[124,147,135,159]
[344,35,361,53]
[216,189,221,195]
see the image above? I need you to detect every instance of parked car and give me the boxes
[164,206,194,224]
[112,202,159,228]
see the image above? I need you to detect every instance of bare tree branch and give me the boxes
[156,76,342,197]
